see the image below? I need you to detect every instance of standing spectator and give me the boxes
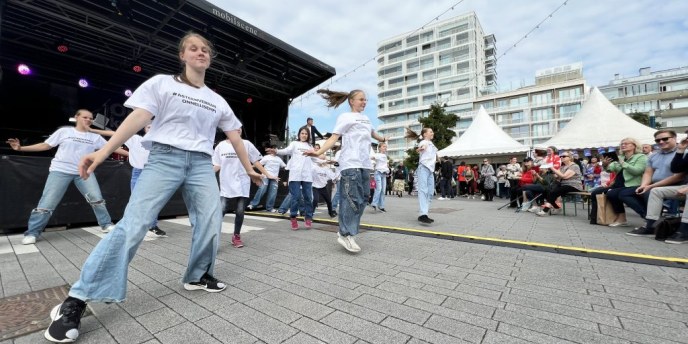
[439,157,453,200]
[43,32,262,343]
[306,117,324,145]
[408,169,415,195]
[393,164,406,197]
[457,161,469,197]
[480,158,496,201]
[496,165,507,198]
[505,157,522,207]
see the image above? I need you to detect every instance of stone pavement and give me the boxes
[1,196,688,344]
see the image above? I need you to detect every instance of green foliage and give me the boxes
[403,103,459,171]
[629,112,649,126]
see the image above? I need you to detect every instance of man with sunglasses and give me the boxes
[629,130,687,240]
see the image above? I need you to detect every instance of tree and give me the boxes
[403,103,459,170]
[628,112,649,126]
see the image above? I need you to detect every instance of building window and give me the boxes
[558,87,582,100]
[531,107,553,121]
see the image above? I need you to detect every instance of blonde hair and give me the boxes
[317,89,364,109]
[174,31,215,88]
[620,137,642,154]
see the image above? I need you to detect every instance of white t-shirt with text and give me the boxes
[125,74,241,155]
[45,127,107,174]
[124,134,149,169]
[418,139,438,171]
[212,140,262,198]
[312,165,335,189]
[276,141,316,182]
[371,152,390,174]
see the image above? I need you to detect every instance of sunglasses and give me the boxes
[654,137,672,143]
[560,155,570,158]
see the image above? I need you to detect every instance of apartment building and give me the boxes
[458,63,588,147]
[598,66,688,131]
[375,13,496,161]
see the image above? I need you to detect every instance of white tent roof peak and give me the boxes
[438,106,530,157]
[539,87,657,150]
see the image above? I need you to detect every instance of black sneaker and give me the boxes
[329,211,337,218]
[625,227,654,237]
[379,208,387,212]
[148,226,167,237]
[665,231,688,244]
[44,297,87,343]
[183,273,226,292]
[418,215,432,224]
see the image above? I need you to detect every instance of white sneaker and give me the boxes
[528,205,540,213]
[247,205,254,210]
[519,204,530,212]
[337,233,355,252]
[481,195,486,200]
[22,236,36,245]
[268,209,277,213]
[438,197,445,200]
[101,224,116,233]
[348,236,361,252]
[536,209,548,216]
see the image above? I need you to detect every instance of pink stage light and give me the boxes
[78,78,89,88]
[124,89,133,97]
[17,64,32,75]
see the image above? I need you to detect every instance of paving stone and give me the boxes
[422,314,487,343]
[217,302,298,344]
[154,321,222,344]
[501,293,621,327]
[244,297,302,324]
[352,294,431,325]
[282,332,326,344]
[376,281,446,305]
[260,289,334,320]
[403,298,498,330]
[482,330,537,344]
[599,324,686,344]
[618,317,688,342]
[381,316,468,344]
[321,311,409,344]
[135,306,186,334]
[194,315,258,344]
[327,299,387,324]
[495,323,579,344]
[493,309,630,344]
[158,293,212,322]
[119,288,166,317]
[291,317,357,344]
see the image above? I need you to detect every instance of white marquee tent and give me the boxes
[438,106,530,159]
[538,87,657,150]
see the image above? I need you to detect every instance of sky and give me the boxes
[208,0,688,136]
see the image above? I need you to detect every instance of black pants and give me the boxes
[313,186,333,215]
[589,187,609,224]
[221,196,247,235]
[545,185,580,207]
[508,179,521,207]
[483,188,494,201]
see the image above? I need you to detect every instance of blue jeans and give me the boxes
[288,181,313,219]
[417,165,434,216]
[606,186,646,218]
[25,171,112,238]
[332,180,340,210]
[69,143,223,303]
[131,168,158,228]
[249,178,279,211]
[371,171,386,209]
[339,168,370,236]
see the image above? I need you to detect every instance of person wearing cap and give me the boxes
[306,117,324,145]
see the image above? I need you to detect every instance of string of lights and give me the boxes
[291,0,571,107]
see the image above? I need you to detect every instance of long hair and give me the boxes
[297,126,311,144]
[174,31,216,88]
[404,127,431,143]
[317,89,364,109]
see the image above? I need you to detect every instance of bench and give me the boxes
[561,191,592,217]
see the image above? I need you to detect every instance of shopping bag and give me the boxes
[596,193,616,225]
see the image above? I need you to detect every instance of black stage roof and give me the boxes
[0,0,335,103]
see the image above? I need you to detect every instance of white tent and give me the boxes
[539,87,657,149]
[438,106,530,158]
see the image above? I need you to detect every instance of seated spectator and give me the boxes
[583,155,602,190]
[521,166,556,212]
[627,130,688,243]
[604,137,648,226]
[510,157,537,207]
[537,151,584,216]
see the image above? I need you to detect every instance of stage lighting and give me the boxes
[78,78,89,88]
[246,97,253,104]
[124,89,133,97]
[56,39,69,53]
[17,64,31,75]
[131,61,142,73]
